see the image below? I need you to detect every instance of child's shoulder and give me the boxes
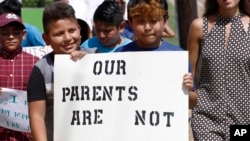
[120,37,132,47]
[80,48,98,54]
[114,41,135,52]
[81,37,100,48]
[161,41,184,51]
[35,52,53,66]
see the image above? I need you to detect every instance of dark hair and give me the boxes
[204,0,250,16]
[127,0,168,21]
[0,0,22,16]
[77,19,89,43]
[42,1,77,34]
[93,0,124,27]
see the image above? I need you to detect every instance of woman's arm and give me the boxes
[187,18,203,109]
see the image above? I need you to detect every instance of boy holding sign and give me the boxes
[115,0,196,107]
[27,2,96,141]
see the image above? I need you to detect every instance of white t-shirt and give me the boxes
[68,0,103,30]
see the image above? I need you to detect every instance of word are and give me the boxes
[71,109,103,125]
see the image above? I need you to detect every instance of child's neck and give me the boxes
[137,39,163,49]
[106,36,123,48]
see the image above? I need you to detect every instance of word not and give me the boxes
[135,110,174,127]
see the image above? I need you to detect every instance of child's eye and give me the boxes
[13,30,22,36]
[69,28,77,33]
[0,30,22,36]
[0,31,9,36]
[55,32,64,36]
[150,19,158,24]
[135,19,144,24]
[104,29,112,34]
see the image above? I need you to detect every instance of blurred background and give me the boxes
[22,0,205,50]
[22,0,52,7]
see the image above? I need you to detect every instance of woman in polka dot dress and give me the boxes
[187,0,250,140]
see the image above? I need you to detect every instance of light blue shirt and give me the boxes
[22,23,45,47]
[81,36,132,53]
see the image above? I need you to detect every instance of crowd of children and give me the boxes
[0,0,225,141]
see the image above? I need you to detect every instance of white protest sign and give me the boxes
[22,45,52,58]
[54,51,189,141]
[0,88,30,132]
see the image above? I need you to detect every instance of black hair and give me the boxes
[42,1,77,34]
[93,0,124,27]
[77,19,89,44]
[0,0,22,16]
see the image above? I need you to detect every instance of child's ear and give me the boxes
[22,29,27,40]
[77,24,81,31]
[42,33,50,45]
[119,20,126,33]
[128,20,134,30]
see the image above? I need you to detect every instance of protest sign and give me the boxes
[54,51,189,141]
[0,46,52,133]
[22,45,52,58]
[0,88,30,132]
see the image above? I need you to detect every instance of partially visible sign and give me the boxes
[23,46,52,58]
[0,46,52,132]
[0,88,30,132]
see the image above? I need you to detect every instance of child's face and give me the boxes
[43,19,81,54]
[94,21,123,48]
[129,16,166,48]
[0,25,26,52]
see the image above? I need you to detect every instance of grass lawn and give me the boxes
[164,2,179,46]
[21,2,179,46]
[22,8,44,32]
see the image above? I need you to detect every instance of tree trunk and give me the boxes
[175,0,197,50]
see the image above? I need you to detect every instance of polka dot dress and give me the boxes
[191,13,250,141]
